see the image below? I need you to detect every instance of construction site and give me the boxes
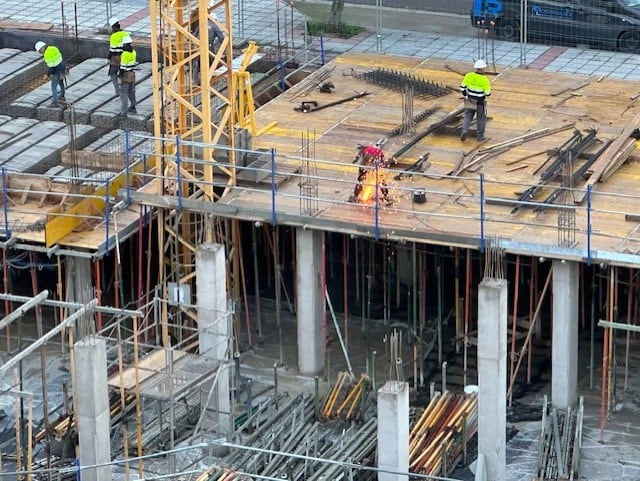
[1,1,640,481]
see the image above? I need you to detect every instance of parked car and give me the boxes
[471,0,640,52]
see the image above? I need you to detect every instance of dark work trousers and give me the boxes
[50,72,65,103]
[462,102,487,139]
[109,63,120,96]
[119,80,136,114]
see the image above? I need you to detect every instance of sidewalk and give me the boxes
[4,0,640,81]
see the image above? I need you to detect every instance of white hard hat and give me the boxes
[109,17,120,26]
[35,41,46,52]
[122,33,132,44]
[474,59,487,69]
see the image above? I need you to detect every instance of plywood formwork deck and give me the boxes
[213,52,640,264]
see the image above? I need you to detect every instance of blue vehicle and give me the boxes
[471,0,640,52]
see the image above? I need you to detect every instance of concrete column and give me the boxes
[295,228,324,375]
[377,381,409,481]
[196,243,231,433]
[551,260,579,409]
[478,278,507,481]
[74,337,111,481]
[65,256,94,337]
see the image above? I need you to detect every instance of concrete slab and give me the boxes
[0,48,45,96]
[90,63,154,130]
[9,57,105,119]
[0,118,97,173]
[62,60,151,125]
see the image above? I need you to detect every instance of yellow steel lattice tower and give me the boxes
[149,0,240,347]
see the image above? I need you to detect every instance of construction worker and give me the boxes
[190,2,226,80]
[460,59,491,142]
[351,144,392,205]
[35,41,66,107]
[107,17,130,97]
[116,35,138,118]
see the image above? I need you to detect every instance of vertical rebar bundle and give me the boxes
[400,85,415,136]
[483,238,505,279]
[299,130,319,216]
[557,152,576,247]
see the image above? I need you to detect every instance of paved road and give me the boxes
[344,0,471,15]
[289,0,475,37]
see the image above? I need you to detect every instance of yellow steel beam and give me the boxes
[44,161,148,248]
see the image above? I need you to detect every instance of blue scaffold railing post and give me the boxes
[479,173,485,253]
[271,148,277,226]
[105,178,111,253]
[125,129,131,205]
[1,168,10,239]
[586,185,592,265]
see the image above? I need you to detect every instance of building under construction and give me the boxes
[1,1,640,481]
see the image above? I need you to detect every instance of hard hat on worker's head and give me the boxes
[121,33,132,45]
[109,16,120,27]
[474,59,487,70]
[35,41,46,52]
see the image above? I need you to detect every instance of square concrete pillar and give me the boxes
[295,228,325,375]
[551,260,579,409]
[377,381,409,481]
[478,278,507,481]
[196,243,231,433]
[74,336,111,481]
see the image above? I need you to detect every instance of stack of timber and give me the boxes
[409,390,478,477]
[536,396,584,481]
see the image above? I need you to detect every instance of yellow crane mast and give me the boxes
[149,0,240,346]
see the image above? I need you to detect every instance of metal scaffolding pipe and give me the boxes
[0,290,49,331]
[598,319,640,333]
[0,300,98,375]
[0,292,141,318]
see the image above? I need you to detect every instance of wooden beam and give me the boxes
[576,112,640,203]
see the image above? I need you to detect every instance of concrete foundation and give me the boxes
[295,228,325,375]
[377,381,409,481]
[196,243,231,433]
[551,260,579,409]
[477,278,507,481]
[73,337,111,481]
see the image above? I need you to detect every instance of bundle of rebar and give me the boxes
[355,68,454,99]
[536,396,584,481]
[408,391,478,477]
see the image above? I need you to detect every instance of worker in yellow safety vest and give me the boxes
[460,59,492,142]
[116,34,138,118]
[107,17,131,97]
[35,41,66,107]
